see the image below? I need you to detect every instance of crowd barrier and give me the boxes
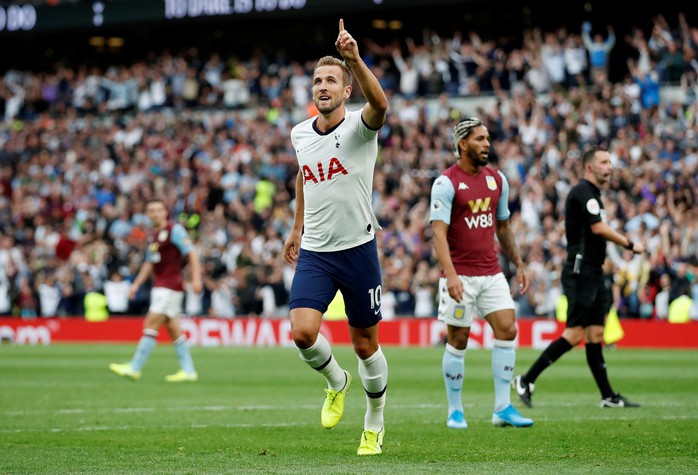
[1,317,696,349]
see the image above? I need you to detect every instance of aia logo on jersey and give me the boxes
[303,157,348,184]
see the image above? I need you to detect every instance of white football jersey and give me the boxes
[291,107,382,252]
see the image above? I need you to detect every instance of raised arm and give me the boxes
[335,18,388,129]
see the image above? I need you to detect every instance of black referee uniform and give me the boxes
[561,178,610,327]
[514,146,640,408]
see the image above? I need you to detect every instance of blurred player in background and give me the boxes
[109,198,202,382]
[283,19,389,455]
[430,117,533,429]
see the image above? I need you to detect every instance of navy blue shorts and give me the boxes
[289,239,383,328]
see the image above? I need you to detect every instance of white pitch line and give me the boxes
[4,403,446,417]
[1,421,311,434]
[1,414,696,435]
[4,400,689,418]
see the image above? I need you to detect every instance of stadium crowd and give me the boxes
[0,12,697,321]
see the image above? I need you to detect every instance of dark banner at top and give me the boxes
[0,0,467,34]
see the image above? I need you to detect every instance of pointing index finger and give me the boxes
[339,18,344,33]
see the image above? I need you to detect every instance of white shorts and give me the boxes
[437,273,515,328]
[149,287,184,318]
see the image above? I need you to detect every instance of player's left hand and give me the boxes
[517,268,529,295]
[335,19,359,62]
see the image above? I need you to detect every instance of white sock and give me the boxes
[130,328,158,371]
[443,343,466,415]
[358,346,388,432]
[173,335,196,373]
[492,339,516,412]
[297,332,346,389]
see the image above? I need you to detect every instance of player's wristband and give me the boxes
[625,239,634,251]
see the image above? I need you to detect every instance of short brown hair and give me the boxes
[146,198,166,207]
[582,146,607,166]
[315,56,352,87]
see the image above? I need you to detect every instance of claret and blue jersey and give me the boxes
[430,164,511,277]
[144,222,193,291]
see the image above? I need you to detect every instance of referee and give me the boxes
[514,146,644,408]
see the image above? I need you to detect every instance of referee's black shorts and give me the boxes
[561,262,610,328]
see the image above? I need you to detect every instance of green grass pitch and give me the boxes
[1,343,697,474]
